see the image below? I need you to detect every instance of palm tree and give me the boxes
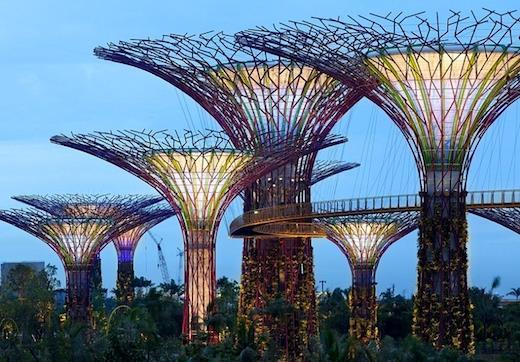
[490,276,501,294]
[507,288,520,301]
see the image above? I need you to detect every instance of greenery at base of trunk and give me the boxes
[1,265,519,360]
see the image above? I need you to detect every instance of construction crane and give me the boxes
[176,247,184,285]
[148,231,171,283]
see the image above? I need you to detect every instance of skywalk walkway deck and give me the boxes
[230,189,520,237]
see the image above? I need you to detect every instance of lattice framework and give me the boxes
[0,201,165,322]
[94,32,359,153]
[238,10,520,190]
[320,212,418,344]
[238,10,520,352]
[310,160,359,186]
[93,31,363,356]
[51,129,293,341]
[12,194,163,218]
[319,212,418,267]
[469,207,520,235]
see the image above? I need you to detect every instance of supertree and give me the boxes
[318,213,418,344]
[0,198,165,323]
[112,204,174,304]
[91,32,364,357]
[51,129,297,342]
[238,10,520,351]
[253,211,418,344]
[12,194,165,293]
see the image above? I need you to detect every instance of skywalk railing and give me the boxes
[230,189,520,235]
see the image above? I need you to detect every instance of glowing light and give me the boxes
[146,150,253,228]
[366,50,520,169]
[210,64,344,145]
[42,221,112,265]
[323,222,397,265]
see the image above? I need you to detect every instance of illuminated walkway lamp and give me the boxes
[239,10,520,352]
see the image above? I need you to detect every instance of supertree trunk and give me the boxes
[116,249,135,305]
[238,161,317,360]
[91,253,102,291]
[413,173,474,353]
[183,229,217,343]
[66,265,91,323]
[349,265,378,343]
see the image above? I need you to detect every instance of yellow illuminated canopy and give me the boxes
[319,213,418,266]
[366,50,520,169]
[146,150,253,231]
[210,63,345,145]
[42,220,112,266]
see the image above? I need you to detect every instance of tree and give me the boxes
[507,288,520,301]
[378,287,413,340]
[206,277,239,337]
[317,288,349,335]
[0,264,59,343]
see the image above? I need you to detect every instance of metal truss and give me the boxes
[238,10,520,191]
[12,194,163,218]
[310,160,359,186]
[113,202,174,263]
[0,203,167,322]
[94,32,361,153]
[318,211,419,269]
[52,129,294,341]
[52,129,290,237]
[469,207,520,235]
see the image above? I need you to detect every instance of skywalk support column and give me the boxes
[239,159,317,359]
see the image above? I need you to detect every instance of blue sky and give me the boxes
[0,1,519,297]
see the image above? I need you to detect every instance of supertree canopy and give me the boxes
[51,129,293,342]
[0,198,164,323]
[12,194,165,292]
[12,194,164,218]
[93,32,363,356]
[112,203,174,304]
[93,32,358,152]
[238,10,520,352]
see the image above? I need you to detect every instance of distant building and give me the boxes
[54,288,66,308]
[1,261,45,285]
